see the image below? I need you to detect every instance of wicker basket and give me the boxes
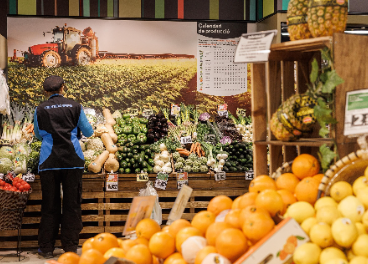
[0,188,32,230]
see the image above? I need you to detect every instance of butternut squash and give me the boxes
[101,132,118,153]
[88,150,109,173]
[103,108,116,126]
[95,124,108,137]
[105,123,118,143]
[104,154,119,173]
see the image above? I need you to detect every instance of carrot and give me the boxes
[176,148,186,152]
[25,123,32,130]
[197,147,202,157]
[201,149,205,156]
[189,143,196,153]
[178,150,190,156]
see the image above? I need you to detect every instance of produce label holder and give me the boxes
[136,172,149,182]
[344,89,368,136]
[245,170,254,180]
[214,171,226,181]
[106,173,118,191]
[218,104,228,117]
[122,195,156,237]
[22,172,35,183]
[171,104,180,117]
[180,136,192,144]
[154,172,169,190]
[175,172,189,189]
[142,109,154,118]
[166,184,193,225]
[236,108,247,117]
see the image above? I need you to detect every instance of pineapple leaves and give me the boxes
[322,70,344,94]
[318,144,337,172]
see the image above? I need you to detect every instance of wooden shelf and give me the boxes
[271,36,333,52]
[254,138,333,147]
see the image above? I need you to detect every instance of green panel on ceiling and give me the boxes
[209,0,219,20]
[257,0,263,20]
[9,0,17,14]
[282,0,290,10]
[155,0,165,18]
[107,0,114,16]
[18,0,37,15]
[83,0,91,16]
[250,0,256,20]
[263,0,274,17]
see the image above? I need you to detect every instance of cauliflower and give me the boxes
[199,157,207,165]
[193,160,201,167]
[185,159,193,166]
[192,166,200,173]
[80,140,86,152]
[183,165,192,172]
[174,162,184,170]
[83,150,98,161]
[0,146,15,160]
[112,110,122,119]
[200,165,209,172]
[172,152,181,161]
[85,138,105,152]
[188,153,197,161]
[0,158,13,174]
[176,157,185,163]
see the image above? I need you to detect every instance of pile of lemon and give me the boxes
[285,170,368,264]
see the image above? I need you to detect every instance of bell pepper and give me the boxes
[118,118,126,127]
[122,125,133,134]
[118,134,127,139]
[127,134,136,142]
[114,126,123,135]
[132,117,140,123]
[133,126,141,135]
[123,113,131,120]
[139,118,148,124]
[137,133,147,143]
[125,118,133,125]
[118,137,128,146]
[139,124,148,133]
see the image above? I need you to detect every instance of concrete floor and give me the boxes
[0,248,82,263]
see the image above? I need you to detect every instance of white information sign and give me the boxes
[234,30,277,63]
[344,89,368,136]
[106,173,118,191]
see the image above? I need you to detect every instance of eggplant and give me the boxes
[156,122,162,127]
[154,132,160,138]
[160,132,166,138]
[150,116,157,121]
[147,129,154,134]
[161,127,168,133]
[160,118,167,123]
[157,113,164,118]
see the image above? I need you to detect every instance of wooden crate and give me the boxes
[252,33,368,176]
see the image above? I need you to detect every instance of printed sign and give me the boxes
[142,109,154,118]
[128,108,139,116]
[180,136,193,144]
[106,173,118,191]
[234,30,277,63]
[344,89,368,136]
[155,172,169,190]
[236,108,247,117]
[123,195,156,236]
[245,170,254,180]
[167,184,193,225]
[176,172,189,189]
[171,104,181,117]
[218,104,228,117]
[214,171,226,181]
[137,173,149,182]
[204,134,216,144]
[22,173,35,183]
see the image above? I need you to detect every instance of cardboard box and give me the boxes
[234,217,309,264]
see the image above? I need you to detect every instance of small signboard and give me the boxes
[142,109,154,118]
[344,89,368,136]
[171,104,181,117]
[155,172,169,190]
[176,172,189,189]
[245,170,254,180]
[123,196,156,236]
[218,104,228,117]
[166,184,193,225]
[236,108,247,117]
[180,136,192,145]
[106,173,118,191]
[204,134,216,144]
[137,172,149,182]
[22,172,35,183]
[214,171,226,181]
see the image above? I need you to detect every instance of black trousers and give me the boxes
[38,169,83,253]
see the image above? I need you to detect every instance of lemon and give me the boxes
[330,181,353,202]
[316,206,342,225]
[293,242,321,264]
[353,176,368,196]
[357,186,368,209]
[362,211,368,231]
[352,234,368,258]
[331,218,359,248]
[364,166,368,179]
[286,201,316,224]
[301,217,318,235]
[315,197,338,211]
[324,258,349,264]
[355,222,367,236]
[350,256,368,264]
[347,249,357,261]
[310,222,334,248]
[338,196,365,223]
[319,247,347,264]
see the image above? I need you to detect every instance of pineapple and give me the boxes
[307,0,348,37]
[287,0,312,41]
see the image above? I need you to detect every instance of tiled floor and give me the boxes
[0,248,82,263]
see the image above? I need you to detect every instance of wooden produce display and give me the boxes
[0,172,249,249]
[252,33,368,176]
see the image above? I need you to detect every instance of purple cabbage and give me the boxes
[199,112,211,122]
[220,136,232,144]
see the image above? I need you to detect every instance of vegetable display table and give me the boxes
[0,172,249,249]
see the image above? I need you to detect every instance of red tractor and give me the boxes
[23,24,99,67]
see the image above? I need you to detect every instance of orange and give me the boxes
[232,195,243,209]
[79,249,105,264]
[215,228,249,262]
[176,227,202,253]
[191,211,216,236]
[103,247,126,259]
[291,154,320,179]
[164,252,184,264]
[117,238,124,247]
[249,175,277,193]
[313,173,324,183]
[136,218,161,240]
[58,252,80,264]
[224,209,242,229]
[168,219,192,238]
[171,259,187,264]
[149,231,176,259]
[277,189,297,214]
[194,246,217,264]
[125,244,152,264]
[242,212,275,243]
[120,239,138,254]
[205,222,233,246]
[207,195,233,216]
[135,237,149,246]
[294,177,319,205]
[238,192,258,209]
[255,189,284,217]
[162,225,170,232]
[152,256,160,264]
[239,205,270,225]
[92,233,119,254]
[275,173,300,193]
[82,237,94,253]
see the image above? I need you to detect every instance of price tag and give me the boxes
[236,108,247,117]
[142,109,154,118]
[0,174,3,180]
[176,172,189,189]
[180,136,192,144]
[245,170,254,180]
[218,110,228,117]
[214,171,226,181]
[106,173,118,191]
[137,172,149,182]
[171,104,181,117]
[155,172,169,190]
[344,89,368,136]
[128,108,139,116]
[22,173,35,182]
[204,134,216,144]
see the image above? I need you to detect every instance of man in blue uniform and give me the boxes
[34,75,94,258]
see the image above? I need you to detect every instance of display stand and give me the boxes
[251,33,368,176]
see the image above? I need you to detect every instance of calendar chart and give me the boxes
[197,22,248,96]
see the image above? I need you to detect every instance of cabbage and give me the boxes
[0,158,13,174]
[13,143,31,157]
[220,136,232,144]
[85,138,105,152]
[199,112,211,122]
[0,146,15,160]
[13,155,27,174]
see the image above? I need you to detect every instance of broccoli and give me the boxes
[199,156,208,165]
[183,165,192,172]
[200,165,209,172]
[176,157,185,163]
[192,166,200,173]
[30,141,42,152]
[188,153,197,161]
[172,152,181,161]
[174,162,184,170]
[27,151,40,173]
[85,138,105,152]
[185,160,193,166]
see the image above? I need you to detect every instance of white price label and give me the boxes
[218,110,228,117]
[23,173,35,182]
[142,109,154,118]
[180,136,192,144]
[214,171,226,181]
[137,173,149,182]
[245,170,254,180]
[344,89,368,136]
[106,173,118,191]
[0,174,4,180]
[155,172,169,190]
[171,104,180,117]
